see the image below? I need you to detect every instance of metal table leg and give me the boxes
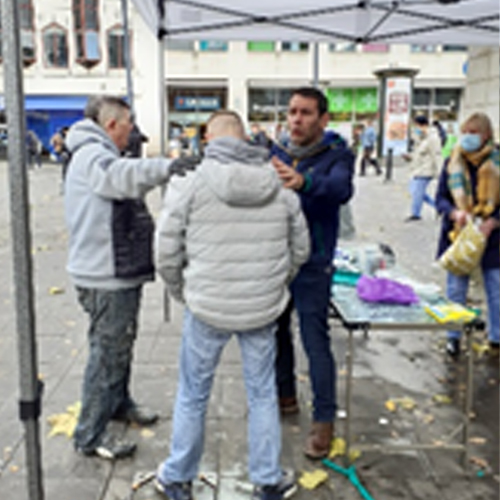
[462,324,474,469]
[344,328,354,467]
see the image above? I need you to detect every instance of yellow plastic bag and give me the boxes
[439,220,486,276]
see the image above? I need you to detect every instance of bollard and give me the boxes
[384,148,393,182]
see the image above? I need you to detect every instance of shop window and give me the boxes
[362,43,389,53]
[247,41,275,52]
[353,88,378,122]
[166,40,195,51]
[329,43,356,52]
[108,25,129,69]
[248,88,292,122]
[442,45,468,52]
[281,42,309,52]
[435,88,461,108]
[410,45,436,53]
[199,40,228,51]
[413,88,431,107]
[20,0,36,66]
[72,0,100,68]
[43,24,68,68]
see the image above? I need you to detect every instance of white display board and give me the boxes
[383,77,412,156]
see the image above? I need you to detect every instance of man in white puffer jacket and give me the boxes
[154,111,309,500]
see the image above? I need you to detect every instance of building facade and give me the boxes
[0,0,476,155]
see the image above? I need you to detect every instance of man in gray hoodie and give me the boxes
[64,95,193,460]
[154,111,310,500]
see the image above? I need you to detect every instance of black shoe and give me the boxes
[113,405,159,426]
[76,433,137,460]
[279,397,299,416]
[253,470,297,500]
[446,338,461,359]
[404,215,421,222]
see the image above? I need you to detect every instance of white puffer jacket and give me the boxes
[409,126,443,178]
[154,137,310,331]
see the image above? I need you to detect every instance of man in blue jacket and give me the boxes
[271,87,354,459]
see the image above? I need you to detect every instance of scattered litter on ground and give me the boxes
[47,401,81,438]
[299,469,329,489]
[433,394,452,404]
[49,286,64,295]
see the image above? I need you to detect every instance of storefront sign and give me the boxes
[383,77,412,155]
[174,96,220,111]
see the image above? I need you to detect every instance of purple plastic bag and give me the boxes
[356,275,418,305]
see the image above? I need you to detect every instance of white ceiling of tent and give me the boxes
[132,0,500,45]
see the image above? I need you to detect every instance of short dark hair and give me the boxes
[290,87,328,116]
[414,115,429,126]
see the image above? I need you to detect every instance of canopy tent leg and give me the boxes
[2,0,44,498]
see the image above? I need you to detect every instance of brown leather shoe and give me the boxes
[279,397,299,415]
[303,422,334,459]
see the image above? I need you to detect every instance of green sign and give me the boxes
[354,88,378,113]
[327,89,353,113]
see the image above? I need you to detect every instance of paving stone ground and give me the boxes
[0,159,498,500]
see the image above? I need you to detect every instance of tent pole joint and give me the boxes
[19,379,44,421]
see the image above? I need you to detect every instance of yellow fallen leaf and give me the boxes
[398,397,417,411]
[433,394,452,404]
[298,470,329,490]
[47,401,81,438]
[140,428,155,439]
[10,465,19,473]
[329,437,346,458]
[49,287,65,295]
[472,342,489,357]
[385,400,397,412]
[349,449,362,462]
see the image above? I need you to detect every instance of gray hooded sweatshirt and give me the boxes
[154,137,310,331]
[64,118,172,289]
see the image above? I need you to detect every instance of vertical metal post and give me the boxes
[121,0,134,115]
[2,0,44,498]
[384,147,393,182]
[158,35,170,321]
[344,328,354,467]
[462,324,474,469]
[158,36,166,157]
[312,43,319,88]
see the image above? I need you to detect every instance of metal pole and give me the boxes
[2,0,44,498]
[158,35,170,321]
[121,0,134,115]
[158,37,166,157]
[312,43,319,88]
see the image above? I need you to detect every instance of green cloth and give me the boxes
[442,134,457,159]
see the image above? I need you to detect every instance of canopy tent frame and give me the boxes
[2,1,499,499]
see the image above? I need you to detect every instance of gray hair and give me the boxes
[84,95,130,127]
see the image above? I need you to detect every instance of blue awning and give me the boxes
[0,95,89,111]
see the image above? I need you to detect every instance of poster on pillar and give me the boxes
[383,77,412,156]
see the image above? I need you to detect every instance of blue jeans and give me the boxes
[74,286,141,451]
[276,265,337,422]
[446,268,500,343]
[410,177,435,217]
[158,309,282,486]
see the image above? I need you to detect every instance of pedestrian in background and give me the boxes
[359,119,381,176]
[154,110,309,500]
[403,115,442,221]
[435,112,499,358]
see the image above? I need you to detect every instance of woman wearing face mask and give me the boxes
[402,115,443,221]
[435,112,500,359]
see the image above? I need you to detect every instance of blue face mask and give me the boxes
[460,133,482,152]
[414,128,423,137]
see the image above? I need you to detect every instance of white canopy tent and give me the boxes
[133,0,499,45]
[1,1,498,499]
